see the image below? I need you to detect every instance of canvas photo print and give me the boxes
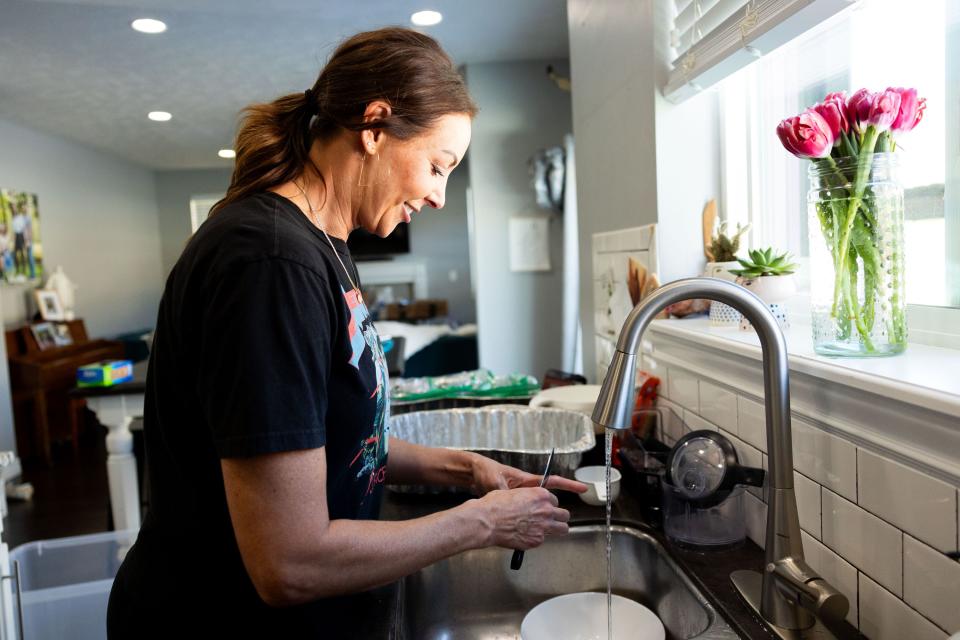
[0,189,44,283]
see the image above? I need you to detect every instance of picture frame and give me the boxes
[53,322,73,347]
[30,322,58,351]
[0,189,44,285]
[35,289,64,321]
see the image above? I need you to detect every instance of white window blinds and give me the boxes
[665,0,858,103]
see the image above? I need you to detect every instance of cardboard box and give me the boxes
[77,360,134,387]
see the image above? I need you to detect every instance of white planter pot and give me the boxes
[704,261,741,282]
[737,275,795,332]
[705,261,742,325]
[738,274,796,304]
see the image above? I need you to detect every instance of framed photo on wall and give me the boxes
[35,289,64,321]
[0,189,44,284]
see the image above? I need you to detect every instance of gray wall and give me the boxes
[567,0,721,381]
[0,117,164,336]
[465,60,572,377]
[394,160,475,324]
[0,116,165,453]
[155,167,476,323]
[154,168,232,275]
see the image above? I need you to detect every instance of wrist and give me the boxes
[443,450,480,488]
[454,497,494,550]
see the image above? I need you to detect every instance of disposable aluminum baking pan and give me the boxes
[388,406,596,493]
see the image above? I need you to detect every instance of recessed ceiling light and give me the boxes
[148,111,172,122]
[131,18,167,34]
[411,10,442,26]
[218,149,236,159]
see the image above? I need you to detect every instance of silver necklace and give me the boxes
[295,180,362,301]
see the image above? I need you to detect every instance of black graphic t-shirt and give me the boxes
[108,192,391,637]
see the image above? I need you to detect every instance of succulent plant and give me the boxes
[709,222,750,263]
[730,248,798,278]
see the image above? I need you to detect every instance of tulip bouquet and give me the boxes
[776,87,924,355]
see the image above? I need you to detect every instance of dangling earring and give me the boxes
[357,149,389,187]
[357,152,377,187]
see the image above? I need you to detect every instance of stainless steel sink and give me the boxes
[397,524,738,639]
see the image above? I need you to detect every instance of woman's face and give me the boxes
[359,112,472,238]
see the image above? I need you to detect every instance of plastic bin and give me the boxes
[9,529,138,640]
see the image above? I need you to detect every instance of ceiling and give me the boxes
[0,0,569,170]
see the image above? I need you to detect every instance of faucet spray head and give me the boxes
[591,350,638,430]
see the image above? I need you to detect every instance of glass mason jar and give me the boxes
[807,152,906,357]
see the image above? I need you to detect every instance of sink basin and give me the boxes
[397,524,738,639]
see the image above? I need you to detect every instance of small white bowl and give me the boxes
[521,592,665,640]
[574,466,621,506]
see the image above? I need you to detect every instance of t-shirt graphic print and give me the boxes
[342,285,390,502]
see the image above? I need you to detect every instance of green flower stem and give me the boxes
[851,213,880,332]
[832,126,879,345]
[839,130,858,159]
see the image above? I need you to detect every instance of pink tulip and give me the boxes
[812,96,849,142]
[866,88,901,131]
[846,88,874,131]
[776,110,834,159]
[888,87,926,132]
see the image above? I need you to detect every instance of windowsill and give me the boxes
[647,316,960,419]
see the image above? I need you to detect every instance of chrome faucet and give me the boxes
[592,277,849,639]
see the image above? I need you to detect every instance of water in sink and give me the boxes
[605,429,614,639]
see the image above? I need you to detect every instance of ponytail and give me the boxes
[210,93,314,215]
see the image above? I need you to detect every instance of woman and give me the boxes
[107,27,585,637]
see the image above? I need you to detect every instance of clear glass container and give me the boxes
[807,152,906,357]
[662,481,745,549]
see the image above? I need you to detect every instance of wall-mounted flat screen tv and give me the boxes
[347,224,410,260]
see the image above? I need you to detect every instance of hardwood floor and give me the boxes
[4,423,113,549]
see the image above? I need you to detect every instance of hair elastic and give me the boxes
[303,88,318,115]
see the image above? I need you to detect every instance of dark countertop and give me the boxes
[377,469,864,640]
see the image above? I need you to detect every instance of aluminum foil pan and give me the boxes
[388,406,596,493]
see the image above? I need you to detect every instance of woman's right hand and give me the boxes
[467,487,571,550]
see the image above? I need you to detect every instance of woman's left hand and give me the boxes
[468,453,588,496]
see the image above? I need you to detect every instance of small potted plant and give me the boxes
[706,221,750,279]
[730,248,798,330]
[706,222,750,325]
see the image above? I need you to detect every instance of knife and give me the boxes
[510,447,556,571]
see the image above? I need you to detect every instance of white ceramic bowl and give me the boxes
[575,466,621,506]
[521,592,665,640]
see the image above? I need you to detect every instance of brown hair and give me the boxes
[211,27,477,215]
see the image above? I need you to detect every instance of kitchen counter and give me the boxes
[373,472,866,640]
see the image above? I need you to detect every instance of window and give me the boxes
[189,195,222,234]
[717,0,959,311]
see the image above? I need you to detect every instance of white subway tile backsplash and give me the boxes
[859,573,948,640]
[641,354,666,387]
[668,369,699,412]
[794,472,821,540]
[719,430,764,500]
[744,491,767,549]
[656,398,685,442]
[682,410,717,433]
[736,395,767,453]
[903,535,960,633]
[821,488,903,595]
[791,418,857,502]
[800,531,858,626]
[858,448,958,553]
[698,381,737,433]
